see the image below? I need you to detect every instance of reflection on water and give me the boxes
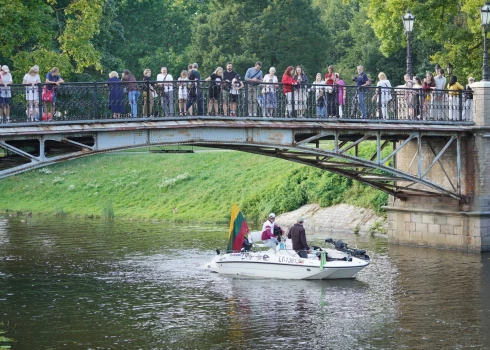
[0,215,489,349]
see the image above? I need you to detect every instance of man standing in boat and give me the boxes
[261,213,283,248]
[287,218,310,258]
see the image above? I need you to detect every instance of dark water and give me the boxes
[0,215,489,350]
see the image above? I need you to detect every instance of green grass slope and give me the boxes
[0,149,387,223]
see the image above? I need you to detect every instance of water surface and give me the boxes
[0,216,489,349]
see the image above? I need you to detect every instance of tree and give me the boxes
[367,0,483,79]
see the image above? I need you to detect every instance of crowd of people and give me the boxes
[0,61,475,123]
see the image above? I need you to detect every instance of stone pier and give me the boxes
[385,81,490,251]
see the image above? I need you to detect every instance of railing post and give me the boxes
[419,91,424,120]
[145,79,150,117]
[244,81,249,116]
[394,90,398,120]
[377,86,382,119]
[459,89,463,121]
[291,88,295,118]
[38,83,43,122]
[93,81,98,120]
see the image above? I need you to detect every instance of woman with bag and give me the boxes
[44,67,64,121]
[23,65,41,122]
[261,67,278,117]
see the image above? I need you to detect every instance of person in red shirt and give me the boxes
[324,65,339,117]
[281,66,296,117]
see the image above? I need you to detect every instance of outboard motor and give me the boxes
[334,240,346,251]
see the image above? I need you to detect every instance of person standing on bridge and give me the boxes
[447,75,464,121]
[262,67,278,117]
[463,77,474,121]
[244,61,263,117]
[337,74,346,118]
[371,72,392,119]
[229,75,243,117]
[293,66,308,118]
[23,65,41,122]
[142,69,156,117]
[0,65,12,123]
[433,69,447,120]
[353,65,370,119]
[44,67,64,121]
[222,63,237,116]
[157,67,174,117]
[205,67,223,116]
[186,63,204,115]
[122,70,139,118]
[324,65,338,117]
[107,71,124,119]
[282,66,297,118]
[423,72,436,119]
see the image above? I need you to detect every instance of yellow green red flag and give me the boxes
[226,204,250,251]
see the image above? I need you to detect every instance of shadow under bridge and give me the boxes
[0,118,471,200]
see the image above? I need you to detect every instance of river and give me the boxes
[0,215,489,349]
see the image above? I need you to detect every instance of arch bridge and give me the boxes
[0,117,471,201]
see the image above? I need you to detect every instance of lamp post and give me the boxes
[481,1,490,81]
[403,9,415,79]
[446,63,453,76]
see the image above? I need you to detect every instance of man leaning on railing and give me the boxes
[244,61,263,117]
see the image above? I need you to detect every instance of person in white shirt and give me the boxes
[261,67,278,117]
[261,213,278,248]
[0,65,13,123]
[372,72,392,119]
[156,67,174,117]
[23,65,41,122]
[177,70,189,116]
[433,69,447,119]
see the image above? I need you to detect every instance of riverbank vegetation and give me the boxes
[0,148,387,223]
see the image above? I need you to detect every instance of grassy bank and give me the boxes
[0,147,387,223]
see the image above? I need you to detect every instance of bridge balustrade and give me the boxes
[0,80,471,124]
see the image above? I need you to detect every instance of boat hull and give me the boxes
[206,250,369,280]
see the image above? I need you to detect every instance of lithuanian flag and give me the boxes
[226,204,250,251]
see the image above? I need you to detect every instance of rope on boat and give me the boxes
[320,250,327,271]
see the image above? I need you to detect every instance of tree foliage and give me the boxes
[1,0,487,84]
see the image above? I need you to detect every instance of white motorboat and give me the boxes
[206,231,370,280]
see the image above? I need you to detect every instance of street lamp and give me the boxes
[446,63,453,76]
[481,1,490,81]
[435,63,441,75]
[403,9,415,79]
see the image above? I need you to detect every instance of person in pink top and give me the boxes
[281,66,297,117]
[337,75,346,118]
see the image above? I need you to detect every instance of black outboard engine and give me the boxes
[325,238,370,261]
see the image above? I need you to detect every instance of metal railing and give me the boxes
[0,80,473,124]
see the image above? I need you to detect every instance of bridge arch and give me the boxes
[0,118,470,200]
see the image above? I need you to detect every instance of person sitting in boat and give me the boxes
[261,213,283,248]
[287,218,310,258]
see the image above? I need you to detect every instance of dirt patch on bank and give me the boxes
[274,203,385,234]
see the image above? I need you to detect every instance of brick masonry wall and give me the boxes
[386,82,490,251]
